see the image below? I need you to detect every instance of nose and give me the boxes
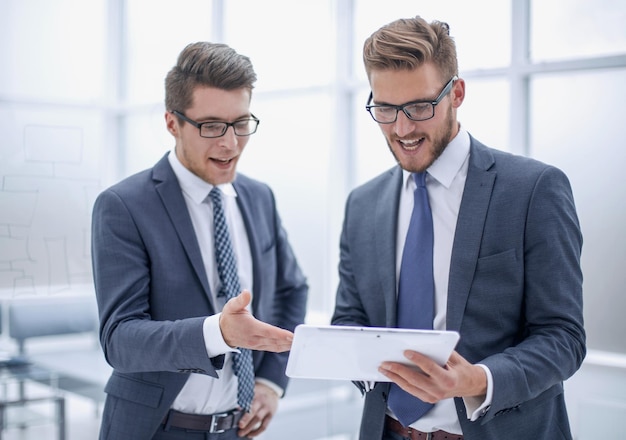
[218,125,239,148]
[394,110,416,137]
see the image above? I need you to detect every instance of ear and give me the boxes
[165,111,179,136]
[451,78,465,108]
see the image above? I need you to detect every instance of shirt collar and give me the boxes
[167,150,237,204]
[402,127,470,190]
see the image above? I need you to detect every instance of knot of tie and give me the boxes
[413,172,427,188]
[209,186,222,205]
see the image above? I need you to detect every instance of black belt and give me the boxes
[385,415,463,440]
[163,409,244,433]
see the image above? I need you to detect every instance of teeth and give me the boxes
[399,138,423,149]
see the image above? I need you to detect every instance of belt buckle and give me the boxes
[209,411,233,434]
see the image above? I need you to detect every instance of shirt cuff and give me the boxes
[256,378,284,398]
[462,364,493,421]
[203,314,239,358]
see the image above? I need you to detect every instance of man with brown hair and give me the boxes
[92,42,308,439]
[332,16,585,440]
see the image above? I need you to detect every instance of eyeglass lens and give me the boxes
[371,102,434,123]
[200,120,257,137]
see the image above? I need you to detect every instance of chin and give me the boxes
[397,155,432,173]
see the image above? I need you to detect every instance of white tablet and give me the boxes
[286,324,460,382]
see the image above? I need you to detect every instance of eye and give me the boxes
[233,120,251,129]
[405,102,432,116]
[376,106,395,115]
[203,122,225,130]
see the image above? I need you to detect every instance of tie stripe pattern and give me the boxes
[209,187,255,412]
[388,172,435,426]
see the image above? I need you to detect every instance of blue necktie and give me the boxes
[388,172,435,426]
[209,187,255,412]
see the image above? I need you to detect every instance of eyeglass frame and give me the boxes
[171,110,260,138]
[365,75,458,124]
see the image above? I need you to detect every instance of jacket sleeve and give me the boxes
[92,188,222,377]
[478,165,585,422]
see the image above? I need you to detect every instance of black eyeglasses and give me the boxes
[172,110,260,138]
[365,76,458,124]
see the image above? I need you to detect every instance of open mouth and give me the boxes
[211,157,234,165]
[398,137,425,151]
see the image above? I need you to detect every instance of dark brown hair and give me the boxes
[165,42,257,112]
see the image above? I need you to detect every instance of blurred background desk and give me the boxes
[0,361,65,440]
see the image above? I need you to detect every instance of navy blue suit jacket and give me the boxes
[91,153,308,439]
[331,137,585,440]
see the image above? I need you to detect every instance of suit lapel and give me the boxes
[152,154,214,308]
[447,140,495,331]
[231,178,260,312]
[376,167,403,327]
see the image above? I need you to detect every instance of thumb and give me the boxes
[229,289,252,311]
[445,350,462,368]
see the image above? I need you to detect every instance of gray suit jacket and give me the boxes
[331,137,585,440]
[91,153,308,439]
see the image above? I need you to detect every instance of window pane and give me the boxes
[224,0,334,91]
[238,93,333,316]
[530,69,626,353]
[531,0,626,61]
[354,0,511,83]
[125,0,213,104]
[0,0,106,101]
[354,89,396,187]
[124,107,171,177]
[457,78,510,151]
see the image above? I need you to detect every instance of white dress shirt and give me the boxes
[167,150,253,414]
[391,128,492,433]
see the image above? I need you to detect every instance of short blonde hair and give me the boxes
[363,16,458,81]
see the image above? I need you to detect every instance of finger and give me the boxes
[379,363,439,402]
[238,394,263,428]
[238,408,270,438]
[403,350,449,379]
[225,289,252,313]
[245,323,293,352]
[246,415,271,437]
[380,360,428,378]
[404,350,436,369]
[445,350,464,367]
[238,415,260,437]
[253,321,293,340]
[238,409,254,427]
[251,334,293,351]
[241,407,271,438]
[254,342,292,353]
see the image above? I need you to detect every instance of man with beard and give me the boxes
[331,16,585,440]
